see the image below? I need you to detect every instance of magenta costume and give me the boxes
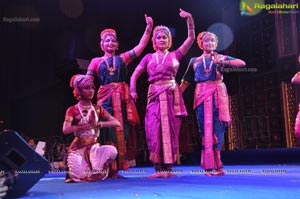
[130,50,187,169]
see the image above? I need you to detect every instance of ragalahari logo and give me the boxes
[240,0,264,16]
[240,1,254,15]
[240,0,299,16]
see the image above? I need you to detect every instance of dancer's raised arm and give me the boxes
[177,8,195,55]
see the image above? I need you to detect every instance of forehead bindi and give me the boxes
[103,35,117,42]
[203,34,216,42]
[155,32,168,39]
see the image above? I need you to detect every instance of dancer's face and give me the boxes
[154,31,169,51]
[80,81,95,100]
[101,35,118,53]
[201,34,217,53]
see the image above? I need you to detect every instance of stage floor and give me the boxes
[14,164,300,199]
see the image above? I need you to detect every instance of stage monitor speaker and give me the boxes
[0,130,49,198]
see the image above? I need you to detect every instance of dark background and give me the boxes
[0,0,299,150]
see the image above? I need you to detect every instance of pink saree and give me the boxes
[194,80,230,169]
[146,80,187,164]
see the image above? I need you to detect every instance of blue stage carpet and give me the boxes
[15,165,300,199]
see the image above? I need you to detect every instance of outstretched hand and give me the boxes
[211,52,220,64]
[211,52,226,66]
[145,14,153,27]
[179,8,192,19]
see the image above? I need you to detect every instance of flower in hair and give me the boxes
[100,28,117,40]
[70,74,93,100]
[152,25,172,51]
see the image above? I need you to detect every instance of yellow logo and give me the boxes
[240,0,264,16]
[241,0,299,16]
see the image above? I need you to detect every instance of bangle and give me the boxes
[187,16,194,23]
[220,60,225,67]
[225,60,229,66]
[77,124,87,132]
[145,24,153,33]
[145,29,151,34]
[187,16,194,28]
[77,125,81,131]
[146,24,153,29]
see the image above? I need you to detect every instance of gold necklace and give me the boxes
[77,103,92,112]
[76,103,98,136]
[202,55,213,76]
[104,56,117,76]
[155,51,169,70]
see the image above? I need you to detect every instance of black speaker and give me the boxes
[0,130,49,198]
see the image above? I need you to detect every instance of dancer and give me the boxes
[291,53,300,140]
[130,8,195,178]
[86,14,153,178]
[180,31,246,176]
[62,74,121,182]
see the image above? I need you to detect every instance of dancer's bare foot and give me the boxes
[213,169,225,176]
[148,172,177,178]
[64,178,75,183]
[148,172,162,178]
[205,169,214,177]
[148,172,171,178]
[160,172,169,178]
[167,172,177,177]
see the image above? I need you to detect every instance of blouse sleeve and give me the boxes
[87,58,101,77]
[182,57,196,83]
[225,55,236,61]
[97,105,112,121]
[120,50,137,66]
[64,106,75,123]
